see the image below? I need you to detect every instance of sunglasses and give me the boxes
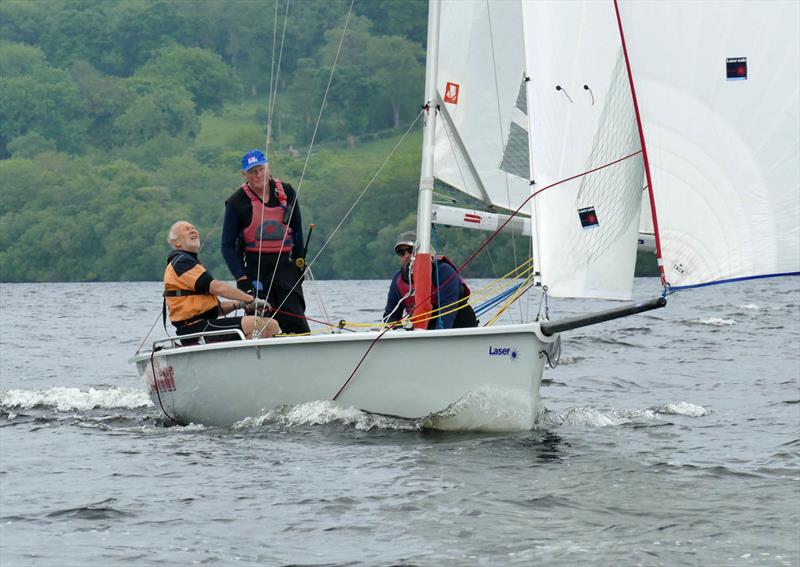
[395,246,413,256]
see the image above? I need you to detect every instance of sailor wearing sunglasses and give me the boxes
[382,231,478,330]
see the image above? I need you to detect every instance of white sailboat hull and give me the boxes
[131,323,556,427]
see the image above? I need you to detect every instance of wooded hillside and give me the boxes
[0,0,522,282]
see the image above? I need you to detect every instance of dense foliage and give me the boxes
[0,0,522,283]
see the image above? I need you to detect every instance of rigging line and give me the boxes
[612,0,665,288]
[149,351,180,424]
[332,326,395,401]
[135,310,162,355]
[266,0,291,154]
[381,286,413,325]
[197,209,225,254]
[253,0,291,329]
[304,266,336,331]
[484,276,536,326]
[440,106,472,201]
[525,233,533,322]
[374,260,533,328]
[485,0,521,288]
[261,0,356,324]
[421,150,645,305]
[266,0,278,155]
[267,110,425,326]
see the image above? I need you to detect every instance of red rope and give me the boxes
[332,325,396,400]
[414,149,645,305]
[330,150,643,400]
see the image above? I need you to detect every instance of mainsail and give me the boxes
[617,0,800,288]
[523,0,644,300]
[433,0,530,212]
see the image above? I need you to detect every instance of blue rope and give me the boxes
[474,282,523,316]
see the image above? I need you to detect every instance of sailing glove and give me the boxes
[245,298,271,314]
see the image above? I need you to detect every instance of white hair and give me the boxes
[167,220,189,246]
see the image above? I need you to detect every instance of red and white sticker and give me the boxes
[147,364,176,393]
[464,213,482,224]
[444,82,460,104]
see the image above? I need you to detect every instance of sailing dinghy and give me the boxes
[130,0,798,428]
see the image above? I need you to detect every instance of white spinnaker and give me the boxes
[523,0,643,300]
[618,0,800,288]
[434,0,530,211]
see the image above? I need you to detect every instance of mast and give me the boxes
[413,0,441,329]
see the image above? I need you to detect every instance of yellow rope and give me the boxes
[336,258,537,329]
[483,274,536,326]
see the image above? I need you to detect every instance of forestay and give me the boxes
[433,0,530,212]
[617,0,800,288]
[523,0,644,300]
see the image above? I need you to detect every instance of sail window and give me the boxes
[578,207,600,229]
[499,122,530,180]
[726,57,747,80]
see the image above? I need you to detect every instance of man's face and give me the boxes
[173,222,201,253]
[243,164,270,190]
[395,245,414,270]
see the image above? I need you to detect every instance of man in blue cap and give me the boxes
[221,149,310,334]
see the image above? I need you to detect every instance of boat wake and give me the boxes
[233,400,418,431]
[541,401,710,427]
[0,386,152,412]
[421,386,537,432]
[230,387,539,432]
[1,387,710,434]
[689,317,737,326]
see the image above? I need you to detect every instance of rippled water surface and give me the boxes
[1,279,798,566]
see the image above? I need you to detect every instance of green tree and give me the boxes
[0,40,46,76]
[108,0,195,75]
[115,81,198,143]
[355,0,427,45]
[367,35,424,129]
[135,46,237,111]
[69,61,134,147]
[0,66,86,156]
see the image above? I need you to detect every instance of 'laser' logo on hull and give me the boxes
[488,346,519,360]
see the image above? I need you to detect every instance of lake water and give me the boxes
[1,278,798,566]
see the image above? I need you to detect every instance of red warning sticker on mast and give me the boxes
[444,82,460,104]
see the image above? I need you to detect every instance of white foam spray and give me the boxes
[0,387,152,411]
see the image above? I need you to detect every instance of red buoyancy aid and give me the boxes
[396,256,470,314]
[241,179,293,254]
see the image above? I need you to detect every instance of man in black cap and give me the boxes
[382,231,478,329]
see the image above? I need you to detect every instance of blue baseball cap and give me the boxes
[241,149,268,171]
